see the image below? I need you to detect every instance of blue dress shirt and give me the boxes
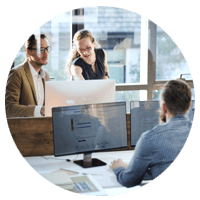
[113,113,192,187]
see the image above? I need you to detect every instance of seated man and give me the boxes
[110,79,192,187]
[5,34,50,118]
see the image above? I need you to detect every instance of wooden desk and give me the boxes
[7,114,134,157]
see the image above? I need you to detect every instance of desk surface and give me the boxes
[25,150,142,195]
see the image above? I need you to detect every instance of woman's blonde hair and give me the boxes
[66,29,100,77]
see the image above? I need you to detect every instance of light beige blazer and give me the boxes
[5,61,50,118]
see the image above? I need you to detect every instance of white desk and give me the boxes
[25,150,142,195]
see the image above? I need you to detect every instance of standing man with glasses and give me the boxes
[5,34,51,118]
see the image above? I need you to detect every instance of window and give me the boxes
[14,12,72,81]
[13,6,194,111]
[116,90,147,112]
[81,7,142,84]
[156,26,192,81]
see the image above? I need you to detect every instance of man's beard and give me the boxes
[35,59,48,66]
[159,112,166,123]
[158,108,166,124]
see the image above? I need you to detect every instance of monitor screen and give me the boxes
[130,100,195,147]
[188,100,195,121]
[52,102,127,167]
[45,79,116,116]
[130,101,160,147]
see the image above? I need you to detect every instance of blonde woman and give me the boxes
[67,29,109,80]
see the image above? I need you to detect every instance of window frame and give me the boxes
[115,20,194,100]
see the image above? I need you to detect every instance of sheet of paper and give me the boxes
[70,175,107,196]
[41,171,73,186]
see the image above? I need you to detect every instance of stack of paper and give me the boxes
[41,171,73,190]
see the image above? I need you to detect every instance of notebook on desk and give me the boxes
[41,171,73,190]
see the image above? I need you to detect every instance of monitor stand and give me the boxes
[74,153,107,168]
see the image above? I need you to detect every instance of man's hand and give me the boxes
[40,106,45,116]
[109,159,128,170]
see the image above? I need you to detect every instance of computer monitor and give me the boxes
[188,100,195,121]
[45,79,116,116]
[130,101,160,147]
[52,102,127,168]
[130,100,195,147]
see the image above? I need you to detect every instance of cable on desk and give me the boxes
[42,154,78,161]
[66,154,78,162]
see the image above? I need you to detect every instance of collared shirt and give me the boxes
[28,61,44,117]
[113,114,192,187]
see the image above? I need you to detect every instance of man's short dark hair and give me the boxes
[162,79,192,116]
[25,34,47,50]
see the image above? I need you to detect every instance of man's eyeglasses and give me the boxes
[28,46,52,54]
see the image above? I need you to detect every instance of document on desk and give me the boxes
[70,175,107,196]
[41,171,73,190]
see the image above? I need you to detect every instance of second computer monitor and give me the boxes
[130,100,195,147]
[45,79,116,116]
[130,101,160,147]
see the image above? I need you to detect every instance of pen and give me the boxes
[60,168,78,174]
[60,168,102,176]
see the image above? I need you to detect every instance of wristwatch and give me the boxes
[105,72,109,78]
